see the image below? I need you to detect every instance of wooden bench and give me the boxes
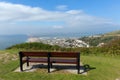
[19,51,80,74]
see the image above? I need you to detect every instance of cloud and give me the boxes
[0,2,113,23]
[0,2,119,34]
[56,5,68,10]
[66,10,83,14]
[53,25,63,29]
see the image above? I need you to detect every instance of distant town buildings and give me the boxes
[27,37,90,48]
[97,42,105,47]
[27,37,40,42]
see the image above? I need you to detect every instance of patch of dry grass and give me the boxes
[0,51,18,63]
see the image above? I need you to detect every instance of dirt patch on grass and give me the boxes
[0,53,18,63]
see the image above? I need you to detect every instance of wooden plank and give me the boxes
[50,58,77,64]
[50,52,79,58]
[20,51,48,57]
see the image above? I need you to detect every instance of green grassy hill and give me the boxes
[79,30,120,46]
[6,42,64,51]
[79,36,117,46]
[0,50,120,80]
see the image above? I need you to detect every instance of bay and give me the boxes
[0,35,28,50]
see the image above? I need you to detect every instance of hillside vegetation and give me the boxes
[6,37,120,55]
[79,36,119,46]
[6,42,64,51]
[79,30,120,46]
[104,30,120,35]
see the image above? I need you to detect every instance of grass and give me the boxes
[0,50,120,80]
[81,55,120,80]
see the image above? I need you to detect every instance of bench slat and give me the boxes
[50,52,79,58]
[50,58,77,64]
[23,58,48,62]
[20,52,48,57]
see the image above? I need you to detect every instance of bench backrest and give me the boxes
[19,51,48,57]
[19,51,80,58]
[50,52,80,58]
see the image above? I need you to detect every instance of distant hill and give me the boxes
[79,30,120,46]
[103,30,120,36]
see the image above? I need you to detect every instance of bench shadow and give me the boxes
[50,64,96,74]
[22,63,96,74]
[81,64,96,73]
[22,64,48,72]
[50,65,79,72]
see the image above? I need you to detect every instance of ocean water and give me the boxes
[36,32,94,38]
[0,35,28,50]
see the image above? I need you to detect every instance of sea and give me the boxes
[0,35,28,50]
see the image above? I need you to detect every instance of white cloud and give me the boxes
[53,25,63,29]
[0,2,113,23]
[66,10,83,14]
[0,2,119,34]
[56,5,68,10]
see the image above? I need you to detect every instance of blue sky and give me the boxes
[0,0,120,35]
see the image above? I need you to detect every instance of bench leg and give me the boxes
[48,62,50,73]
[76,62,80,74]
[26,56,29,67]
[27,61,29,66]
[27,61,29,67]
[77,64,80,74]
[77,53,80,74]
[48,54,50,73]
[50,63,53,68]
[19,52,23,71]
[20,58,23,71]
[77,57,80,74]
[48,53,51,73]
[20,63,23,71]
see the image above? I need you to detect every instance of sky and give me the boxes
[0,0,120,35]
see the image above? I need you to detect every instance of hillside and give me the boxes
[6,42,63,51]
[103,30,120,36]
[79,30,120,46]
[79,36,119,46]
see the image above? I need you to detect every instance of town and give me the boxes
[27,37,90,48]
